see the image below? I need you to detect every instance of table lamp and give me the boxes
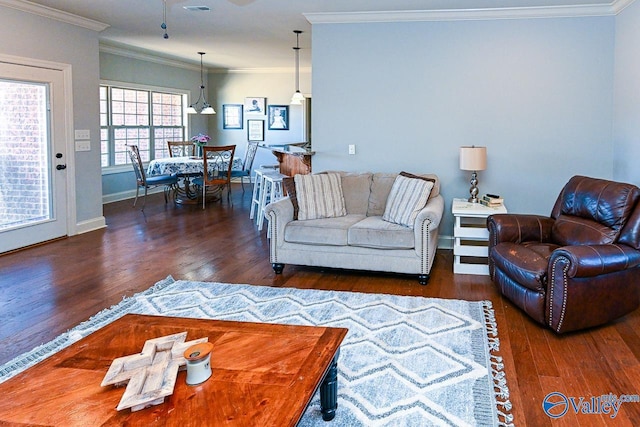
[459,146,487,203]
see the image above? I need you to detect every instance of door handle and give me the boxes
[56,164,67,170]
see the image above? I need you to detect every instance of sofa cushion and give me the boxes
[294,172,347,220]
[285,214,366,246]
[490,242,550,291]
[382,175,434,228]
[341,173,373,215]
[367,172,440,217]
[348,216,415,249]
[367,174,397,216]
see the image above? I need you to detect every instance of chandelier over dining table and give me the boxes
[187,52,215,115]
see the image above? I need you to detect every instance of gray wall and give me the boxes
[614,0,640,184]
[312,16,616,241]
[0,5,103,228]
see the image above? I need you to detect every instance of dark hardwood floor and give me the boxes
[1,186,639,426]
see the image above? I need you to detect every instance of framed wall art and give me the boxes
[247,119,264,141]
[244,97,266,115]
[268,105,289,130]
[222,104,243,129]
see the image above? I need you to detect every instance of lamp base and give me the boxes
[468,171,479,203]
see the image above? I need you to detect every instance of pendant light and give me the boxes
[160,0,168,39]
[290,30,305,105]
[187,52,215,115]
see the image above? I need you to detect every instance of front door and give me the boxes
[0,60,69,253]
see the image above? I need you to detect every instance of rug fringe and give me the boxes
[482,301,515,427]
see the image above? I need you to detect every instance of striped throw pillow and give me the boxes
[294,173,347,220]
[382,175,434,228]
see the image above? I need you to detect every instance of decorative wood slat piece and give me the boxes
[101,332,208,411]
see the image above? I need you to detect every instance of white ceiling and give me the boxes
[4,0,634,70]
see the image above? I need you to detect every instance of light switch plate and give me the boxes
[75,140,91,151]
[348,144,356,155]
[75,129,90,140]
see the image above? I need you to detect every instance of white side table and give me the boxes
[452,198,507,275]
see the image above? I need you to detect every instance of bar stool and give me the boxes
[250,166,282,221]
[257,172,287,231]
[250,168,265,221]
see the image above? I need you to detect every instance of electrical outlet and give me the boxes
[348,144,356,155]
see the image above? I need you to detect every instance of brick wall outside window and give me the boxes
[0,81,50,231]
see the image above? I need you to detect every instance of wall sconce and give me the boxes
[459,146,487,203]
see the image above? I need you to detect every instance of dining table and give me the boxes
[147,156,243,204]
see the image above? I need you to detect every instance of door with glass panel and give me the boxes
[0,61,68,253]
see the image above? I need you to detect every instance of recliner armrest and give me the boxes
[549,244,640,278]
[487,214,554,246]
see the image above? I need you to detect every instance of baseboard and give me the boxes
[438,235,453,250]
[76,216,107,235]
[102,188,164,204]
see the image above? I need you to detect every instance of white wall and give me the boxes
[0,5,103,228]
[614,1,640,185]
[312,17,615,239]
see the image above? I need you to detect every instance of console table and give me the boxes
[452,198,507,275]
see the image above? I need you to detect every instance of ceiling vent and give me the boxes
[183,6,210,11]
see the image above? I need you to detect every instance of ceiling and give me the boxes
[6,0,633,70]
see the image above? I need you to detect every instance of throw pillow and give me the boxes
[382,174,434,228]
[294,172,347,220]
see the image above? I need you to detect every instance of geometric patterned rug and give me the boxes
[0,276,514,426]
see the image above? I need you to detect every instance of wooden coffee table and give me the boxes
[0,314,348,426]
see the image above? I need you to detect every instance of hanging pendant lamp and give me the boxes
[187,52,215,115]
[290,30,305,105]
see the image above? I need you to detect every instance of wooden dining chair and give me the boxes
[192,145,236,209]
[126,144,178,210]
[167,141,195,158]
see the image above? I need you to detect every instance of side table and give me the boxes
[452,198,507,275]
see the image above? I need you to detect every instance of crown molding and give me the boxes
[99,43,201,72]
[304,1,636,24]
[0,0,109,31]
[211,67,313,74]
[99,43,314,75]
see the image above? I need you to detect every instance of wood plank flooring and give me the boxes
[1,186,639,426]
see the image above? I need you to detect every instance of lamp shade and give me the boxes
[459,146,487,171]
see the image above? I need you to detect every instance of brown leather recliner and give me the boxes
[487,175,640,333]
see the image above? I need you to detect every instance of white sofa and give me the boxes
[264,172,444,284]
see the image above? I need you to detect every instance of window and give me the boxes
[100,83,187,168]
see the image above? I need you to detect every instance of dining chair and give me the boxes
[230,140,259,193]
[192,145,236,209]
[126,144,179,210]
[167,141,195,157]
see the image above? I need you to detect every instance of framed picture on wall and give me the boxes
[268,105,289,130]
[244,97,266,115]
[222,104,243,129]
[247,119,264,141]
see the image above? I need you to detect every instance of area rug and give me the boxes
[0,277,513,426]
